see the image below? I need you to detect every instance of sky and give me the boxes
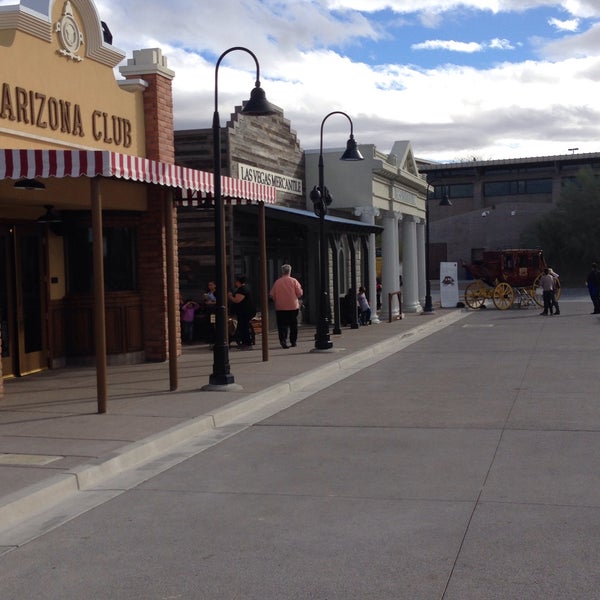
[7,0,600,162]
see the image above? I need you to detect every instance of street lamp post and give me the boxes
[423,185,452,313]
[206,47,276,389]
[310,111,364,350]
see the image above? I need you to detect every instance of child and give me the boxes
[357,286,371,325]
[180,298,200,343]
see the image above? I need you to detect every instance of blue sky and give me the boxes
[4,0,600,162]
[340,6,579,69]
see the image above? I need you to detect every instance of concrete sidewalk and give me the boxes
[0,308,467,542]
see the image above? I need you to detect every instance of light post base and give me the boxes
[314,339,333,350]
[201,381,244,392]
[423,296,435,314]
[310,346,344,354]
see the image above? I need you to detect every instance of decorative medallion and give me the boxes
[55,1,84,62]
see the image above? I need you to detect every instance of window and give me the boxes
[433,184,472,200]
[67,225,138,293]
[484,178,552,196]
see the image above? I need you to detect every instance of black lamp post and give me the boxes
[207,47,276,388]
[310,111,364,350]
[423,185,452,313]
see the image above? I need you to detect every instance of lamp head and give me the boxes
[439,193,452,207]
[340,135,364,161]
[14,178,46,191]
[37,204,62,224]
[241,83,277,116]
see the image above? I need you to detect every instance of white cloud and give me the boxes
[325,0,600,19]
[549,17,580,32]
[104,1,600,161]
[488,38,515,50]
[411,39,483,52]
[4,0,600,161]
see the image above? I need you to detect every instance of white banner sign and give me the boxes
[439,262,459,308]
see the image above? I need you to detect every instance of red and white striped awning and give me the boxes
[0,149,276,204]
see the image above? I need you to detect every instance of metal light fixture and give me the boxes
[14,178,46,191]
[205,46,276,389]
[423,185,452,313]
[37,204,62,224]
[311,111,363,350]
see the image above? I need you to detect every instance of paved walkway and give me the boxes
[0,308,466,543]
[1,287,599,598]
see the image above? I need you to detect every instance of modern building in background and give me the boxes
[419,152,600,276]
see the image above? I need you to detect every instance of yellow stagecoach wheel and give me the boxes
[532,274,544,307]
[554,278,562,300]
[493,282,514,310]
[464,281,486,309]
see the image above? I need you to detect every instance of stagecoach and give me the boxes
[463,249,560,310]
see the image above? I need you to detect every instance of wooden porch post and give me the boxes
[91,178,107,413]
[165,189,178,390]
[258,201,269,361]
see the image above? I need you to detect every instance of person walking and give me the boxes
[586,262,600,314]
[270,264,303,349]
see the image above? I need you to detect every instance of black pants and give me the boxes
[542,290,556,314]
[276,309,299,345]
[236,313,253,346]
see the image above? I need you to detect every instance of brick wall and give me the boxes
[123,63,179,360]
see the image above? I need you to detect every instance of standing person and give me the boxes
[586,262,600,314]
[205,281,217,311]
[270,264,303,349]
[548,267,560,316]
[539,268,556,316]
[228,276,255,349]
[180,298,200,343]
[357,286,371,325]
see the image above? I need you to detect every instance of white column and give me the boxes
[355,206,381,323]
[416,218,426,305]
[380,210,401,320]
[402,215,422,313]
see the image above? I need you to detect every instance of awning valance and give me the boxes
[0,149,276,204]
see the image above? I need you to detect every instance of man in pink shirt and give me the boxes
[270,264,303,349]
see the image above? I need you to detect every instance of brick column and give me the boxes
[120,49,179,361]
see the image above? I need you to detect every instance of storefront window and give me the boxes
[67,226,137,293]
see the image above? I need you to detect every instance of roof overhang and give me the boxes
[0,149,276,204]
[236,203,382,234]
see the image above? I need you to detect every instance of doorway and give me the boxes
[1,224,48,378]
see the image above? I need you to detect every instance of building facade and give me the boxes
[175,106,381,331]
[0,0,272,402]
[305,141,430,318]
